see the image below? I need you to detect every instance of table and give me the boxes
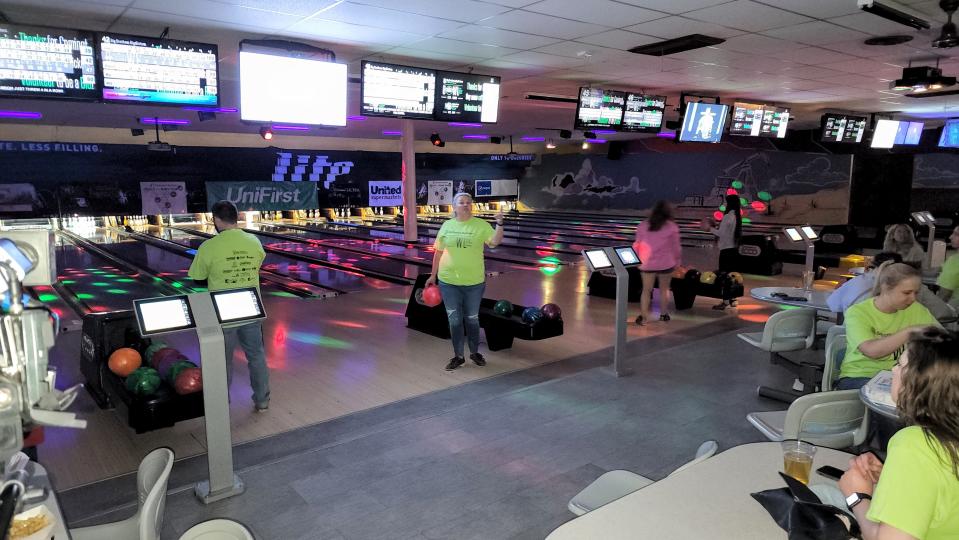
[860,371,898,420]
[10,461,70,539]
[546,442,853,540]
[750,287,831,311]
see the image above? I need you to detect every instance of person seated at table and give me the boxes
[839,327,959,540]
[883,223,925,268]
[936,226,959,307]
[828,252,954,321]
[837,262,940,390]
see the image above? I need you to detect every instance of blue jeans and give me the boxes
[438,281,485,358]
[836,377,872,390]
[223,321,270,406]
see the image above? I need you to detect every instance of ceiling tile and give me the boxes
[524,0,664,27]
[480,0,540,7]
[471,58,555,77]
[315,3,465,34]
[684,1,813,32]
[615,0,735,15]
[130,0,302,30]
[438,25,561,48]
[532,41,630,61]
[344,0,510,23]
[403,37,521,59]
[765,47,859,65]
[500,50,595,68]
[720,34,795,55]
[753,0,861,18]
[479,10,609,39]
[286,17,429,46]
[780,65,847,80]
[762,21,870,45]
[575,30,660,50]
[0,2,127,30]
[381,48,488,68]
[829,12,931,35]
[820,58,904,75]
[625,16,746,39]
[208,0,343,17]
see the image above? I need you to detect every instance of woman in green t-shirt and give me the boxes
[426,193,505,371]
[837,262,939,390]
[839,327,959,540]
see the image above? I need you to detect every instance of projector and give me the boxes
[147,142,173,152]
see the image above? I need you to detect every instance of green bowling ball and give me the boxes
[125,367,161,396]
[143,341,168,367]
[167,359,197,383]
[493,300,513,316]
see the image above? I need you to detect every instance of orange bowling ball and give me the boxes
[108,347,142,377]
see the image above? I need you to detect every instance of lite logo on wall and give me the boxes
[368,181,403,206]
[272,152,354,187]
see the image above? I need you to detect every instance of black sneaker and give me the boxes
[254,402,269,413]
[445,357,465,371]
[470,353,486,366]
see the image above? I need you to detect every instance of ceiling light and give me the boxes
[259,126,274,140]
[546,139,556,149]
[857,0,930,30]
[582,141,590,150]
[430,132,445,147]
[890,65,956,92]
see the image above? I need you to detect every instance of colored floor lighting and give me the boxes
[287,331,354,349]
[329,320,369,329]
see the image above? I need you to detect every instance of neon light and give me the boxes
[0,110,42,119]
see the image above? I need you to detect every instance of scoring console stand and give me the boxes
[582,246,641,377]
[133,286,267,504]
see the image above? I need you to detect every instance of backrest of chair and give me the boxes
[762,309,817,352]
[822,326,847,391]
[137,447,174,540]
[669,440,719,477]
[783,390,866,449]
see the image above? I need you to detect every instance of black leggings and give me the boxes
[718,248,738,301]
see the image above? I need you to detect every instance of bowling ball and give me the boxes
[125,367,161,396]
[414,288,425,305]
[521,307,544,324]
[108,348,141,377]
[493,300,513,316]
[174,367,203,395]
[143,341,168,367]
[684,269,702,282]
[728,272,744,285]
[422,285,442,307]
[167,359,197,383]
[151,347,181,370]
[541,303,562,321]
[156,354,188,382]
[700,271,717,285]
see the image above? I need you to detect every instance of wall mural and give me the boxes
[521,150,853,224]
[913,154,959,188]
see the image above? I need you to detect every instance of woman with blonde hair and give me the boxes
[883,223,925,267]
[839,327,959,539]
[837,261,939,390]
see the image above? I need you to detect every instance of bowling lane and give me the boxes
[172,223,423,284]
[53,232,175,313]
[142,225,396,293]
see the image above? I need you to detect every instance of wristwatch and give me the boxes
[846,492,872,509]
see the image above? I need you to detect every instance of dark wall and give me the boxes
[849,154,914,226]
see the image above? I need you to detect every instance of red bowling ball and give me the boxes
[422,285,442,307]
[174,367,203,395]
[541,303,562,321]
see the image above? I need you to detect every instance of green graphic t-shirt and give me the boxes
[188,228,265,291]
[937,253,959,293]
[434,217,494,286]
[840,298,938,379]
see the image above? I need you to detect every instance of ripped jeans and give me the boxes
[437,280,485,358]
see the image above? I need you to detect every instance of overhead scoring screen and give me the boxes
[239,49,346,126]
[821,114,867,143]
[99,34,218,106]
[678,102,728,143]
[434,70,500,123]
[0,24,97,100]
[730,102,789,138]
[939,119,959,148]
[361,61,435,119]
[621,93,665,133]
[871,119,899,148]
[575,87,625,130]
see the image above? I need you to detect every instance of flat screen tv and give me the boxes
[361,61,436,120]
[871,119,899,148]
[678,102,728,143]
[730,102,789,138]
[821,113,867,143]
[239,49,347,126]
[99,33,218,106]
[893,121,923,145]
[621,93,665,133]
[434,70,500,123]
[0,23,98,100]
[574,87,625,130]
[939,119,959,148]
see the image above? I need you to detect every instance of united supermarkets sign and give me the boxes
[368,181,403,206]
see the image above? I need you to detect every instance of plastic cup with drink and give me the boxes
[782,440,817,484]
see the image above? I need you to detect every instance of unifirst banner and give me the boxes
[140,182,188,214]
[474,179,518,197]
[205,181,317,211]
[368,180,403,206]
[427,181,454,205]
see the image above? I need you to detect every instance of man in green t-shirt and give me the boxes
[426,193,505,371]
[936,226,959,306]
[188,201,270,411]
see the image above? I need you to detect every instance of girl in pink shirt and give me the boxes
[633,200,682,325]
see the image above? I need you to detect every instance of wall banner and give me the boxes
[368,180,403,206]
[205,182,317,211]
[427,181,454,205]
[140,182,188,214]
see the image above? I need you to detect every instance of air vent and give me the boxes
[629,34,725,56]
[865,35,913,45]
[524,93,578,103]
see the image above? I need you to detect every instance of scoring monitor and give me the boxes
[0,23,98,100]
[134,295,196,336]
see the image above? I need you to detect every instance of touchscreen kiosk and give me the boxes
[210,287,266,325]
[134,295,196,336]
[801,226,818,240]
[923,211,934,222]
[584,249,613,271]
[614,246,640,266]
[912,212,928,225]
[784,227,803,242]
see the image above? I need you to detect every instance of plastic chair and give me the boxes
[71,447,174,540]
[738,309,819,401]
[567,440,718,515]
[822,325,846,392]
[746,390,868,450]
[179,518,255,539]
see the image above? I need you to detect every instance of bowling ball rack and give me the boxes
[80,311,205,434]
[405,274,563,351]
